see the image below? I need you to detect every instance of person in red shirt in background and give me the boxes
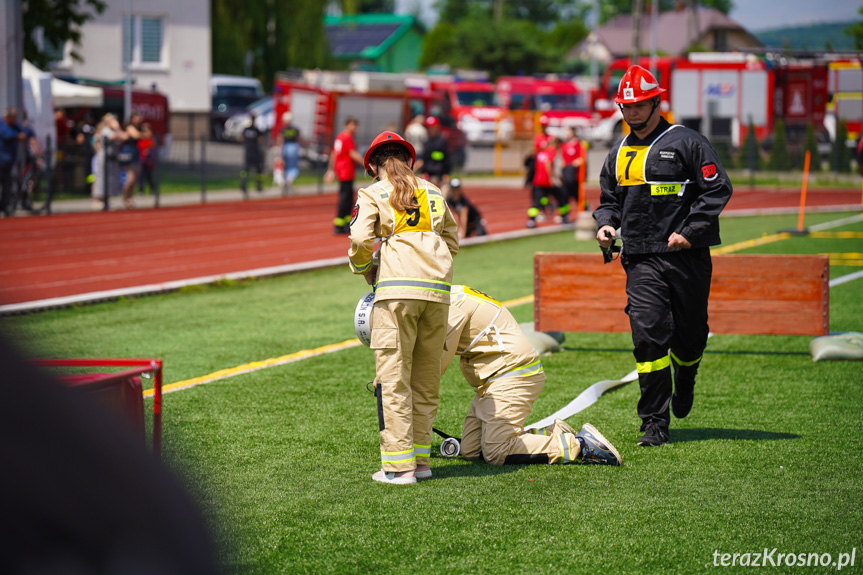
[559,127,586,218]
[527,136,560,229]
[533,115,552,153]
[136,123,157,196]
[325,117,364,234]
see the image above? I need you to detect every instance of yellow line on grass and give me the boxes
[712,232,790,255]
[143,295,535,398]
[142,339,362,397]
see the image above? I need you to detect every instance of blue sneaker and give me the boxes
[577,423,622,465]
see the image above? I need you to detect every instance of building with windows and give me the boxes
[48,0,210,137]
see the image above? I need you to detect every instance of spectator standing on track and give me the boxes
[137,123,158,196]
[239,111,265,197]
[441,285,621,467]
[445,177,486,238]
[0,107,26,217]
[349,131,459,485]
[414,116,450,187]
[527,137,560,228]
[533,115,553,154]
[277,112,301,195]
[325,117,363,234]
[593,65,733,447]
[120,111,143,209]
[404,114,428,158]
[560,127,586,215]
[91,113,126,210]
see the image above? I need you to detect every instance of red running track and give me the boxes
[1,184,860,306]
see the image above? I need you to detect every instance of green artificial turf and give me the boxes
[2,211,862,574]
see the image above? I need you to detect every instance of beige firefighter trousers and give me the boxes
[461,373,577,465]
[373,299,448,473]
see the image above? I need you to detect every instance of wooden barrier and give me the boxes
[534,253,829,336]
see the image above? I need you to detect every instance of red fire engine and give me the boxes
[590,53,827,148]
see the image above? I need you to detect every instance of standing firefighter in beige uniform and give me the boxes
[349,131,460,485]
[441,285,622,466]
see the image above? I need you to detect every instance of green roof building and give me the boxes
[324,14,425,73]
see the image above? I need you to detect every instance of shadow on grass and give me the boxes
[561,346,633,354]
[671,428,800,443]
[427,456,521,480]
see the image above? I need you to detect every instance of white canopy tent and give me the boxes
[22,59,103,108]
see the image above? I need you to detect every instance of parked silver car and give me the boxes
[223,96,274,142]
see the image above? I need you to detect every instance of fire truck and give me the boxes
[427,79,513,145]
[589,53,828,149]
[496,76,592,140]
[271,76,467,167]
[825,58,862,143]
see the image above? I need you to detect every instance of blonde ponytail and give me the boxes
[381,156,419,212]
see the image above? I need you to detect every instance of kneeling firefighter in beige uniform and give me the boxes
[349,131,459,485]
[441,285,622,466]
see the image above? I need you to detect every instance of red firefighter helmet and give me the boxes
[425,115,440,127]
[363,131,416,177]
[614,65,666,104]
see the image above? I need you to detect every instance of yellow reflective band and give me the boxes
[637,355,671,373]
[351,258,372,273]
[462,286,502,307]
[650,183,682,196]
[488,360,544,383]
[381,449,416,464]
[670,350,702,367]
[413,444,431,456]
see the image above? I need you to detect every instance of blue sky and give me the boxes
[729,0,862,32]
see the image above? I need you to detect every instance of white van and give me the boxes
[209,75,265,140]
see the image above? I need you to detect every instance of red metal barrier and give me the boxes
[33,358,163,457]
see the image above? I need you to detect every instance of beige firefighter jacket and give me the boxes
[349,177,459,304]
[442,285,543,395]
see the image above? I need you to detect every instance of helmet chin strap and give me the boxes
[620,97,660,133]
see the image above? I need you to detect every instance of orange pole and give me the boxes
[797,150,810,232]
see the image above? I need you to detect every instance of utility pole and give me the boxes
[650,0,659,78]
[0,0,23,112]
[493,0,503,23]
[631,0,643,65]
[124,0,133,123]
[589,0,600,88]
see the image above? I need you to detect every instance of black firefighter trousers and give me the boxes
[622,248,712,431]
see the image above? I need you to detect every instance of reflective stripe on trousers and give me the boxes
[487,359,544,384]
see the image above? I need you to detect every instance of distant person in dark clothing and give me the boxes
[445,177,486,238]
[414,116,450,187]
[121,111,144,209]
[0,107,26,216]
[240,111,265,195]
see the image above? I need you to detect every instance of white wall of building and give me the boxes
[53,0,210,113]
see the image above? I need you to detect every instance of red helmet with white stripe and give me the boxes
[363,131,416,177]
[614,65,666,104]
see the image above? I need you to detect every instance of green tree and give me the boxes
[768,118,791,172]
[597,0,733,25]
[802,121,821,172]
[740,119,762,172]
[845,6,863,49]
[333,0,394,15]
[23,0,106,68]
[831,119,851,174]
[211,0,330,90]
[421,17,550,77]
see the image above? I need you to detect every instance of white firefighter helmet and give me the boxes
[354,291,375,347]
